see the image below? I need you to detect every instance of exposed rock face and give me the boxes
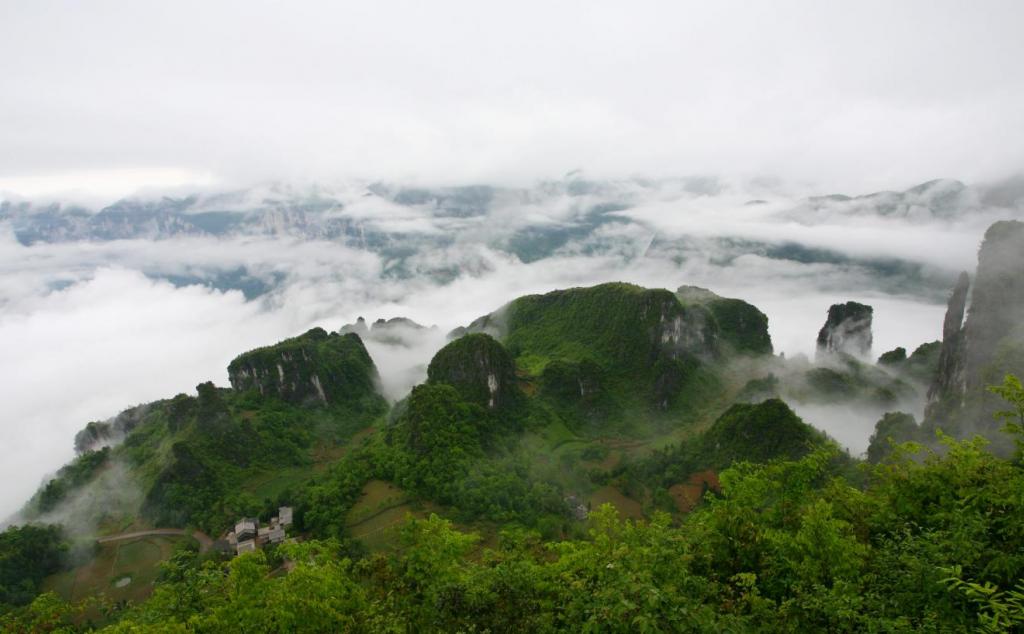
[427,333,520,410]
[676,286,772,355]
[227,328,380,406]
[73,404,151,454]
[447,311,506,341]
[540,359,605,404]
[655,300,720,362]
[448,283,766,412]
[880,341,942,385]
[342,316,434,346]
[962,221,1024,394]
[816,302,873,359]
[925,271,970,417]
[340,317,370,338]
[924,221,1024,439]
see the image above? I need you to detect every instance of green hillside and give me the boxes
[4,275,1024,632]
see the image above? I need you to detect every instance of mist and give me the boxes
[4,173,1011,517]
[3,2,1024,196]
[3,1,1024,521]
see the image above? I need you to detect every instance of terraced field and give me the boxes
[42,534,192,606]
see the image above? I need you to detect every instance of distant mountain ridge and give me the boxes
[4,177,1021,246]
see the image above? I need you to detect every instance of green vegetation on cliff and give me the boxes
[228,328,381,408]
[10,384,1024,631]
[11,268,1024,631]
[0,524,66,608]
[426,333,522,412]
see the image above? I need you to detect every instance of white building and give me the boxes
[236,539,257,555]
[235,518,257,542]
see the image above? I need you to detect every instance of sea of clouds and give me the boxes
[1,175,1019,519]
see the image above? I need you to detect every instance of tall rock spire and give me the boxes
[925,271,969,419]
[815,301,873,359]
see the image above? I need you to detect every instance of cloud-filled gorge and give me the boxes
[2,175,1022,519]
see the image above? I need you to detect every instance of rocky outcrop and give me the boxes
[73,404,151,454]
[962,222,1024,394]
[816,302,873,359]
[447,311,506,341]
[452,283,725,366]
[448,283,748,413]
[880,341,942,385]
[227,328,380,407]
[339,317,370,338]
[925,272,970,419]
[342,316,434,346]
[924,220,1024,439]
[676,286,772,355]
[426,333,520,410]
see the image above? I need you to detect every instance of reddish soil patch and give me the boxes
[668,470,720,513]
[311,425,376,466]
[589,486,644,520]
[596,450,621,471]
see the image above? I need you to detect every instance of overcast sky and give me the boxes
[2,0,1024,200]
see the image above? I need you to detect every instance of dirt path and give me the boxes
[97,528,213,553]
[346,500,412,531]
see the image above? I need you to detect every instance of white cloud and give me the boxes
[1,2,1023,196]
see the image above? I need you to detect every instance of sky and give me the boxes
[2,0,1024,200]
[2,0,1024,519]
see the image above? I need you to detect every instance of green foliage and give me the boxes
[803,355,916,407]
[134,373,386,533]
[16,257,1024,631]
[119,328,387,533]
[12,378,1024,632]
[805,367,859,399]
[494,282,727,418]
[906,340,942,383]
[697,399,828,467]
[427,333,522,412]
[878,346,907,366]
[989,374,1024,454]
[705,296,773,355]
[622,398,830,490]
[943,566,1024,633]
[380,383,563,524]
[30,447,111,515]
[878,341,942,386]
[385,383,485,497]
[503,282,682,370]
[0,524,67,607]
[866,411,920,463]
[737,374,781,402]
[228,328,383,409]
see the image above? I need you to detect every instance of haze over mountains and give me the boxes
[2,173,1022,518]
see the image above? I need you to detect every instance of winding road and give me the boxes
[97,528,213,553]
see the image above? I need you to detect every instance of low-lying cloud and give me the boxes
[1,175,1018,519]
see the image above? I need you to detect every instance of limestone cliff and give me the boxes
[227,328,380,407]
[816,302,873,359]
[924,220,1024,439]
[925,271,970,421]
[963,221,1024,394]
[676,285,772,355]
[426,333,521,410]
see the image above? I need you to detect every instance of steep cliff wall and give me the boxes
[924,220,1024,439]
[427,333,521,410]
[816,302,873,359]
[227,328,380,407]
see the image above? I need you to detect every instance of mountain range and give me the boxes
[1,215,1023,631]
